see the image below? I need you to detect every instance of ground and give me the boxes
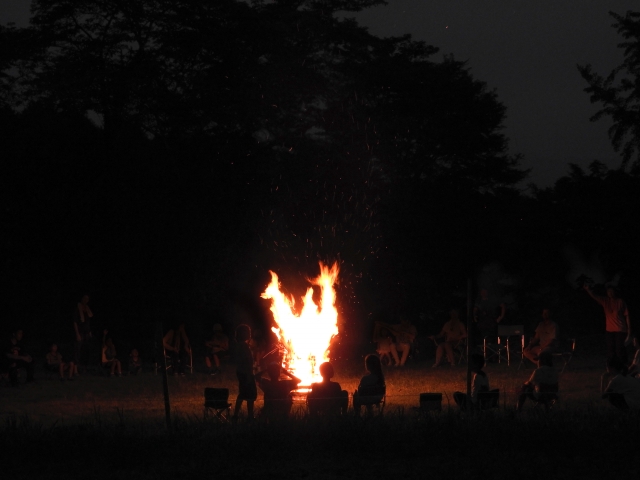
[2,350,639,480]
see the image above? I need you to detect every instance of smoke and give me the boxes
[476,262,518,306]
[563,245,616,287]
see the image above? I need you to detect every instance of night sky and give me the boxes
[2,0,637,186]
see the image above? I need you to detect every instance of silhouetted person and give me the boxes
[233,324,257,421]
[46,342,76,380]
[163,323,191,375]
[602,357,640,410]
[308,362,348,415]
[523,308,559,363]
[516,351,559,412]
[474,288,506,347]
[378,317,416,366]
[256,362,301,421]
[429,308,467,367]
[129,349,142,375]
[73,294,93,371]
[205,323,229,375]
[584,285,631,365]
[5,330,35,385]
[453,354,497,410]
[373,323,400,366]
[628,337,640,378]
[353,354,386,415]
[101,330,122,377]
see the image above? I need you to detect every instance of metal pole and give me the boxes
[157,322,171,430]
[466,276,473,412]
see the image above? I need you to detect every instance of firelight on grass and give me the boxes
[261,262,339,385]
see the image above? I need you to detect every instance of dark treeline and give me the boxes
[2,2,640,356]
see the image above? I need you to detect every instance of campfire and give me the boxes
[261,262,339,385]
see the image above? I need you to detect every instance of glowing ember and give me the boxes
[261,262,339,385]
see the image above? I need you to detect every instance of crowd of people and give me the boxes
[3,284,639,417]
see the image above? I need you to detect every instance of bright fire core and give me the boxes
[261,262,339,385]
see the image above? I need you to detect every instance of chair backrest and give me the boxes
[477,388,499,410]
[536,383,559,404]
[359,382,386,399]
[497,325,524,337]
[420,393,443,411]
[538,383,559,394]
[204,388,230,406]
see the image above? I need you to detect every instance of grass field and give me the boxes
[2,347,639,479]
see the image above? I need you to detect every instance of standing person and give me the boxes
[46,342,76,381]
[584,285,631,365]
[205,323,229,375]
[233,324,257,422]
[429,308,467,367]
[628,337,640,377]
[474,288,506,344]
[73,294,93,371]
[523,308,559,364]
[255,363,301,421]
[162,323,191,375]
[5,330,35,385]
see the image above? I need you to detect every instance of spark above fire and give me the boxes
[261,262,339,385]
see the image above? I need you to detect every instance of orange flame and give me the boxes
[261,262,339,385]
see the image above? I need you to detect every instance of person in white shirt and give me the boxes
[516,351,559,411]
[603,357,640,410]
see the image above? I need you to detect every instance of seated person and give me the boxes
[516,351,559,411]
[307,362,348,415]
[45,342,76,380]
[5,329,35,385]
[129,349,142,375]
[373,323,400,366]
[628,336,640,378]
[205,323,229,375]
[603,357,640,410]
[256,363,301,421]
[163,323,191,375]
[454,354,498,410]
[101,330,122,377]
[523,308,559,363]
[429,308,467,367]
[375,318,417,367]
[353,354,386,416]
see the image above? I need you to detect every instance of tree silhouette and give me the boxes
[578,10,640,169]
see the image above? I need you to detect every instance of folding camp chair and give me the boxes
[204,388,232,422]
[552,338,576,374]
[155,348,193,375]
[533,383,559,411]
[430,337,467,365]
[486,325,524,366]
[477,388,500,410]
[353,383,386,415]
[307,389,349,416]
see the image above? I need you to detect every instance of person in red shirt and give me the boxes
[584,284,632,364]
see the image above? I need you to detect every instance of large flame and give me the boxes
[261,262,339,385]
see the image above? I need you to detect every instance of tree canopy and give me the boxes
[19,1,640,345]
[578,10,640,170]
